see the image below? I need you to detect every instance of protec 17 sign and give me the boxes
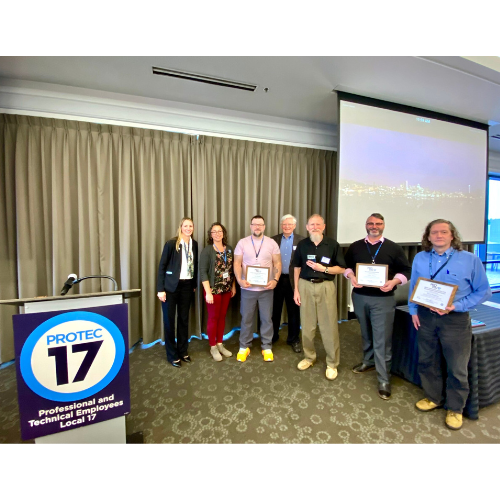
[13,304,130,441]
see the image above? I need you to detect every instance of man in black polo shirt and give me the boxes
[293,214,346,380]
[344,213,411,400]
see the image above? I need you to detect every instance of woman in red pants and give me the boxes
[200,222,236,361]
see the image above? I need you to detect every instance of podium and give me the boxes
[0,289,140,444]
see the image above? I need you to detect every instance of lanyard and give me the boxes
[429,249,454,280]
[251,236,264,261]
[213,243,227,266]
[183,239,191,262]
[366,240,383,264]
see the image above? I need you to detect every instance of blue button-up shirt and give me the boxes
[408,248,491,315]
[280,233,294,274]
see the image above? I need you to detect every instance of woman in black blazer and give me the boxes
[157,218,198,367]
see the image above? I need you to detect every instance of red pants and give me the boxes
[204,290,232,346]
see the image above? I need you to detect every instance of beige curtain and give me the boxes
[191,136,342,333]
[0,115,192,362]
[0,114,342,363]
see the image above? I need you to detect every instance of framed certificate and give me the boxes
[356,263,388,288]
[245,266,270,287]
[410,277,458,313]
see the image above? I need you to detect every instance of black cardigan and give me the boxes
[199,244,234,288]
[157,238,199,293]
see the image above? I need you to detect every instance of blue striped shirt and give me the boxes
[408,248,491,314]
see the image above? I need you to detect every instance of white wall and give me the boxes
[0,78,337,151]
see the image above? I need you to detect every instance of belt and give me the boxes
[307,278,324,283]
[428,309,467,316]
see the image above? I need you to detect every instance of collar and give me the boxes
[431,247,452,257]
[282,233,294,240]
[365,236,385,245]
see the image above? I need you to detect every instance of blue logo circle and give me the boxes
[20,311,125,402]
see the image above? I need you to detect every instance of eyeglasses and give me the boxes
[366,223,384,226]
[251,223,265,227]
[211,230,223,234]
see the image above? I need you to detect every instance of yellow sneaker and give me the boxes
[445,411,463,430]
[415,398,442,412]
[236,347,250,362]
[262,349,274,362]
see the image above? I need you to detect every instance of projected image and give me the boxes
[337,100,487,245]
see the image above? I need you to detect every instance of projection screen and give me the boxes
[336,92,488,245]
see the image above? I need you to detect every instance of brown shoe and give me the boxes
[445,411,463,430]
[415,398,442,412]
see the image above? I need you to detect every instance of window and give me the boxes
[475,176,500,289]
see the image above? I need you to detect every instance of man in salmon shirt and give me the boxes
[234,215,281,362]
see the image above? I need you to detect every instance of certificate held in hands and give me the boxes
[246,265,270,287]
[356,263,388,288]
[410,277,458,313]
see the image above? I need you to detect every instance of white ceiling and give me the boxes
[1,56,500,151]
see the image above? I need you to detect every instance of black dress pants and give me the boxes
[161,279,194,362]
[272,274,301,344]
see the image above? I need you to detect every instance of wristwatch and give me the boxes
[274,278,279,283]
[324,266,329,274]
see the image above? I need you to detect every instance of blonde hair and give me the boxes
[175,218,194,251]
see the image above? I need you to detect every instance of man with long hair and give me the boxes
[408,219,491,430]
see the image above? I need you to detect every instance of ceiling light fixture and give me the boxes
[152,66,258,92]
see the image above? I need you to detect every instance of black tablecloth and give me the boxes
[392,303,500,419]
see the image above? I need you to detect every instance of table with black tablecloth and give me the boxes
[392,303,500,419]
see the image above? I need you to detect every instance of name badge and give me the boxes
[223,272,229,279]
[293,246,297,250]
[166,271,173,275]
[307,255,316,260]
[321,257,331,264]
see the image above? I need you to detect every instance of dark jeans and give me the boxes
[161,279,194,362]
[417,307,472,413]
[272,274,301,344]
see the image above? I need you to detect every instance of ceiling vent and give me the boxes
[152,66,257,92]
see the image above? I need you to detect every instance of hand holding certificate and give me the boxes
[410,277,458,313]
[245,266,270,287]
[356,263,388,288]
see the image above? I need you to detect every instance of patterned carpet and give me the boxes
[2,320,500,444]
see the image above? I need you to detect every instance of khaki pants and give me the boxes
[298,278,339,369]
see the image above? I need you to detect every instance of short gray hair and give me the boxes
[281,214,297,224]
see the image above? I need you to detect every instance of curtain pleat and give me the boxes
[0,116,18,362]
